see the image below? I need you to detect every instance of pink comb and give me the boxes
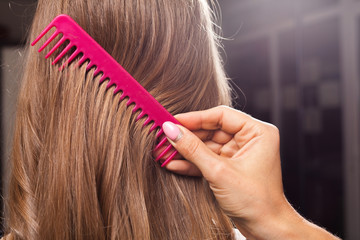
[31,14,180,167]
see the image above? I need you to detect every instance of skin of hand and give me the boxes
[162,106,340,240]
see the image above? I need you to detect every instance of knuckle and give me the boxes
[216,105,228,110]
[272,126,280,138]
[268,124,279,136]
[181,136,201,160]
[213,161,227,174]
[208,161,228,180]
[251,123,264,135]
[265,123,280,143]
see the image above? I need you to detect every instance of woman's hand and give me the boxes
[162,106,340,240]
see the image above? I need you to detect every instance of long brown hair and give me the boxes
[4,0,233,239]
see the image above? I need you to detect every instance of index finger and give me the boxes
[175,106,253,135]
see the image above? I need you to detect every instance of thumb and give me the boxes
[162,121,219,174]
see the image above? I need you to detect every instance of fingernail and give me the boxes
[162,122,182,141]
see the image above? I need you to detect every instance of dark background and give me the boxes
[1,0,359,239]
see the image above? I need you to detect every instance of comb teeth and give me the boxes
[136,112,146,121]
[45,37,66,59]
[120,95,128,103]
[132,106,139,113]
[155,144,173,162]
[154,137,168,151]
[161,151,178,167]
[156,129,164,138]
[149,124,158,133]
[93,68,101,77]
[60,49,80,70]
[31,23,55,46]
[126,99,134,107]
[38,31,59,52]
[86,61,95,71]
[143,117,152,127]
[78,55,88,66]
[31,14,180,167]
[52,43,73,65]
[100,74,108,83]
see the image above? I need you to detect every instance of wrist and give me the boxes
[231,197,299,240]
[232,198,340,240]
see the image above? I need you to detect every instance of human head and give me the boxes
[5,0,233,239]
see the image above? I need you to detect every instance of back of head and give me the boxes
[5,0,233,239]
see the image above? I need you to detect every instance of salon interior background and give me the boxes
[1,0,359,239]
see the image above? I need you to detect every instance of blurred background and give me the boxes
[0,0,359,239]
